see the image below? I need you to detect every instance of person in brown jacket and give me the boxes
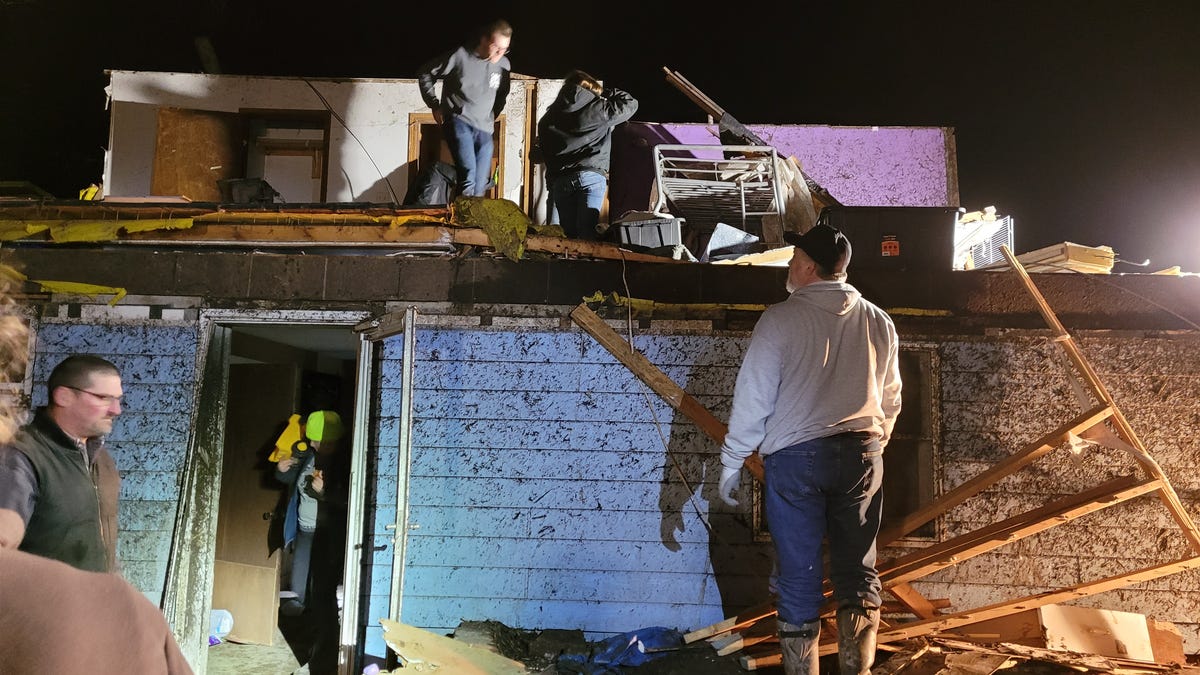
[0,546,193,674]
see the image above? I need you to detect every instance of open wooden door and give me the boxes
[211,363,300,645]
[151,107,245,201]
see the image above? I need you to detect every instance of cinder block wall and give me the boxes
[30,319,199,605]
[908,334,1200,652]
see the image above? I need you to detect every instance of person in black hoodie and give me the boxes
[537,70,638,240]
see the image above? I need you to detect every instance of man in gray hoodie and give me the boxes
[417,19,512,198]
[718,223,902,675]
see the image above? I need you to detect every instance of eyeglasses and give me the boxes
[65,385,123,406]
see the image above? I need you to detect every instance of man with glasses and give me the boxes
[0,354,123,571]
[418,18,512,198]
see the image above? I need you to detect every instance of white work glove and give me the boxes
[718,466,742,506]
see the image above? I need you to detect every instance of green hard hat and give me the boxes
[306,410,344,442]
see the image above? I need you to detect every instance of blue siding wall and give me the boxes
[31,321,199,604]
[361,326,775,656]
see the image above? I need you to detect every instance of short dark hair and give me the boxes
[481,18,512,39]
[564,70,602,96]
[47,355,120,401]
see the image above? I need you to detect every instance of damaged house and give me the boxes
[2,68,1199,674]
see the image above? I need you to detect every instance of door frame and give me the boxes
[407,111,507,199]
[163,309,371,673]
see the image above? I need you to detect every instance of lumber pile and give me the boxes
[980,241,1116,273]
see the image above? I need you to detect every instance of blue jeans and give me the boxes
[290,526,316,605]
[549,170,607,240]
[764,432,884,625]
[446,116,494,197]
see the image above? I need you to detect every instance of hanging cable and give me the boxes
[303,79,400,204]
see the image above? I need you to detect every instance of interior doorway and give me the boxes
[206,323,360,675]
[407,112,506,202]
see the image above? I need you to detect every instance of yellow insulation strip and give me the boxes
[583,291,770,315]
[0,221,51,241]
[31,280,127,306]
[391,214,451,228]
[885,307,953,317]
[46,218,195,242]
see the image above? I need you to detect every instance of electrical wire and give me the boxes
[303,79,400,204]
[616,251,759,555]
[1021,261,1200,332]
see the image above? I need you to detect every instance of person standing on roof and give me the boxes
[718,224,902,675]
[537,70,638,240]
[418,18,513,198]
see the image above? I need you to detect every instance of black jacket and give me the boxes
[538,84,638,179]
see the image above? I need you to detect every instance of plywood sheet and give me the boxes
[213,559,280,646]
[151,107,244,201]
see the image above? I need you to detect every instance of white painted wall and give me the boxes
[105,71,531,205]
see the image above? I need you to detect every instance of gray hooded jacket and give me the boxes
[538,83,638,178]
[720,280,902,469]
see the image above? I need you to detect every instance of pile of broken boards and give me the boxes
[684,601,1196,674]
[378,618,750,674]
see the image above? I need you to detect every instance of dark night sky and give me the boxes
[5,0,1200,271]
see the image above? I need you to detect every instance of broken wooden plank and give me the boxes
[379,618,527,674]
[888,581,942,619]
[881,474,1161,586]
[570,302,765,482]
[451,227,679,264]
[742,556,1200,669]
[685,597,778,643]
[121,222,454,247]
[877,403,1114,544]
[711,618,778,656]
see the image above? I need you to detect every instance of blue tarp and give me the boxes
[557,626,684,674]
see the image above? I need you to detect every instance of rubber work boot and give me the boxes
[836,605,880,675]
[778,618,821,675]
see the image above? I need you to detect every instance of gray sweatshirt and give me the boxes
[418,46,511,133]
[720,280,902,470]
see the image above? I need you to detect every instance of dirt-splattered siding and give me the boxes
[358,325,772,659]
[29,318,199,605]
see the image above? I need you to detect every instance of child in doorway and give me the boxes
[273,410,344,616]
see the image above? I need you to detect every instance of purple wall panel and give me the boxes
[612,122,955,213]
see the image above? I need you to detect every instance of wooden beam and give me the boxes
[881,475,1161,586]
[740,556,1200,670]
[451,228,680,264]
[886,582,941,619]
[877,403,1113,545]
[120,222,454,247]
[684,597,777,643]
[712,617,778,656]
[1001,245,1200,554]
[570,302,764,481]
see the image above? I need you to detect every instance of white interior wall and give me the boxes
[106,71,531,204]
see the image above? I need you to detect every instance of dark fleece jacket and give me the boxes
[538,83,638,178]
